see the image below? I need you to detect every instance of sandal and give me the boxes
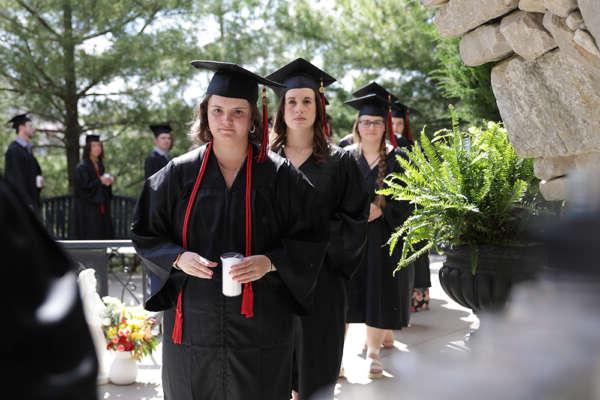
[368,355,384,379]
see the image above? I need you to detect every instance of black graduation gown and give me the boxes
[346,146,414,329]
[144,149,169,180]
[395,134,412,149]
[283,147,368,399]
[4,140,42,211]
[393,136,431,289]
[338,134,354,149]
[0,176,98,400]
[72,159,114,239]
[131,144,328,400]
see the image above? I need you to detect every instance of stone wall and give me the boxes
[422,0,600,200]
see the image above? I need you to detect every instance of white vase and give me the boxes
[108,351,137,385]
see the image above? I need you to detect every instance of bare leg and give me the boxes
[383,330,394,348]
[366,325,385,379]
[291,390,299,400]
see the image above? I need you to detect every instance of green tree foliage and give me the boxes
[0,0,200,192]
[0,0,498,199]
[431,38,501,124]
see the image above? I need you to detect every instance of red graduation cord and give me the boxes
[92,162,106,215]
[258,86,269,163]
[319,80,330,137]
[172,142,255,345]
[404,108,414,144]
[387,94,399,148]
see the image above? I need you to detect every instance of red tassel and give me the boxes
[387,95,398,148]
[258,86,269,163]
[172,142,212,345]
[404,109,414,143]
[241,282,254,318]
[172,291,183,344]
[319,80,329,137]
[242,145,254,318]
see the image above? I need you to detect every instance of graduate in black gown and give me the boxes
[144,123,173,179]
[4,113,44,212]
[72,134,114,239]
[344,94,414,379]
[267,58,369,400]
[0,175,98,400]
[390,102,432,312]
[131,60,328,400]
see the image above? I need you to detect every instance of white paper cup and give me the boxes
[35,175,43,188]
[221,252,243,297]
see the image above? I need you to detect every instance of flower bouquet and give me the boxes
[101,296,159,361]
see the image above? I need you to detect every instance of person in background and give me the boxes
[4,113,44,213]
[344,94,414,379]
[72,134,114,239]
[144,123,173,180]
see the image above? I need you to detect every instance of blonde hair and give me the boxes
[353,116,388,208]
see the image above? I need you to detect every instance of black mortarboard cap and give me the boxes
[85,134,101,144]
[149,123,172,137]
[191,60,283,104]
[391,102,408,118]
[344,94,388,117]
[352,82,399,103]
[8,113,31,130]
[266,58,336,97]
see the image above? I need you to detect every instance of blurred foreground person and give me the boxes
[0,175,98,399]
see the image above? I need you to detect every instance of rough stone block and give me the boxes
[500,10,557,60]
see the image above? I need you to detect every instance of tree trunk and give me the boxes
[62,0,80,192]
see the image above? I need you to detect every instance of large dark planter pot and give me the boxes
[439,245,546,314]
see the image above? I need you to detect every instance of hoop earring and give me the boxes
[249,125,256,134]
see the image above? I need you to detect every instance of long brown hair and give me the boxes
[270,88,329,163]
[190,94,263,145]
[82,141,104,163]
[353,116,388,208]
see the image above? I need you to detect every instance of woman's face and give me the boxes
[90,141,103,158]
[357,115,386,145]
[392,117,405,136]
[283,88,317,131]
[207,95,252,145]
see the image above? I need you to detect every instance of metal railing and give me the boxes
[41,194,137,240]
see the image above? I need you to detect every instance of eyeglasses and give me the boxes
[358,120,385,128]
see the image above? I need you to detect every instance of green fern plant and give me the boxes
[379,107,545,274]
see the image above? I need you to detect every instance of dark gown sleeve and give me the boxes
[265,161,329,315]
[326,151,369,280]
[75,162,107,204]
[0,177,98,400]
[131,161,186,311]
[4,145,33,207]
[380,150,413,231]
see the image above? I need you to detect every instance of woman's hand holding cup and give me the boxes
[229,255,272,284]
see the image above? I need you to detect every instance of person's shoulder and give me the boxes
[264,148,287,169]
[5,140,20,153]
[327,144,356,165]
[171,145,205,167]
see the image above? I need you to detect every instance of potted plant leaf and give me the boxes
[379,108,555,314]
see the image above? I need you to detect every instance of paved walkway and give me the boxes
[99,255,478,399]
